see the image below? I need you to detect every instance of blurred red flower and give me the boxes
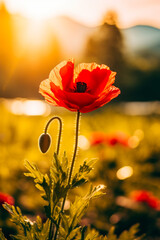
[106,132,129,147]
[39,59,120,113]
[131,190,160,210]
[90,132,106,146]
[90,131,129,147]
[0,192,15,206]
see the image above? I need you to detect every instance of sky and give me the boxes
[1,0,160,28]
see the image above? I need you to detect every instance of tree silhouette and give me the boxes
[85,11,125,73]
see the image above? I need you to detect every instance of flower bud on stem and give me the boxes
[53,110,81,240]
[41,116,62,240]
[44,116,62,155]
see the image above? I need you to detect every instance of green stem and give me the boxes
[44,116,62,155]
[53,110,81,240]
[44,116,62,240]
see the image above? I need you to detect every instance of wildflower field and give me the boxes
[0,100,160,239]
[0,1,160,239]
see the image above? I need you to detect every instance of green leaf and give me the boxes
[3,203,32,234]
[10,235,28,240]
[51,153,69,186]
[24,160,51,202]
[86,184,106,200]
[3,203,51,240]
[58,183,106,239]
[24,154,70,228]
[34,219,50,240]
[107,226,117,240]
[72,178,87,188]
[84,228,101,240]
[35,216,42,231]
[60,213,69,232]
[69,197,89,230]
[24,160,44,184]
[67,226,82,240]
[0,229,7,240]
[40,219,50,238]
[71,159,97,189]
[119,224,144,240]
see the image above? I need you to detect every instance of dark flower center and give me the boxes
[76,82,87,93]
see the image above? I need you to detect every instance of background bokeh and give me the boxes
[0,0,160,239]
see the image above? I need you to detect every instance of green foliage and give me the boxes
[0,107,149,239]
[24,152,69,224]
[85,224,144,240]
[0,104,160,238]
[2,204,50,240]
[71,159,97,188]
[0,224,144,240]
[114,224,144,240]
[59,184,105,239]
[2,152,108,240]
[0,229,7,240]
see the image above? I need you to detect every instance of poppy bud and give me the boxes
[39,133,51,153]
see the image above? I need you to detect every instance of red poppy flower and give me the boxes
[39,59,120,113]
[0,192,15,206]
[90,131,129,147]
[131,190,160,210]
[90,132,106,146]
[105,132,129,147]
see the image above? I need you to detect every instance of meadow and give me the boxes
[0,99,160,239]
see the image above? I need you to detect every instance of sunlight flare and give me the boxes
[116,166,133,180]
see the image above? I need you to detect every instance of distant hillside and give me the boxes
[122,25,160,53]
[48,16,160,56]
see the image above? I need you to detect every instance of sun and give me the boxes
[4,0,67,20]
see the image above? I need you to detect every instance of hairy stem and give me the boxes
[53,110,81,240]
[44,116,62,155]
[45,117,62,240]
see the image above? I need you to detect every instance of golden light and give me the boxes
[4,0,160,28]
[116,196,140,210]
[23,100,50,116]
[116,166,133,180]
[128,136,140,149]
[78,135,90,150]
[4,0,67,20]
[24,20,48,49]
[64,200,70,210]
[134,129,144,141]
[5,99,51,116]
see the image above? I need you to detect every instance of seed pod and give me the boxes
[39,133,51,153]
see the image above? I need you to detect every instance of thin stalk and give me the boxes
[45,116,62,240]
[44,116,62,155]
[53,110,81,240]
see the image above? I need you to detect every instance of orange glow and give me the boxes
[24,20,47,49]
[3,0,160,28]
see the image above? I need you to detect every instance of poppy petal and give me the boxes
[74,62,115,95]
[80,86,120,113]
[74,62,109,80]
[49,59,74,90]
[51,82,96,110]
[39,80,77,110]
[39,60,120,113]
[65,92,96,109]
[39,79,58,105]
